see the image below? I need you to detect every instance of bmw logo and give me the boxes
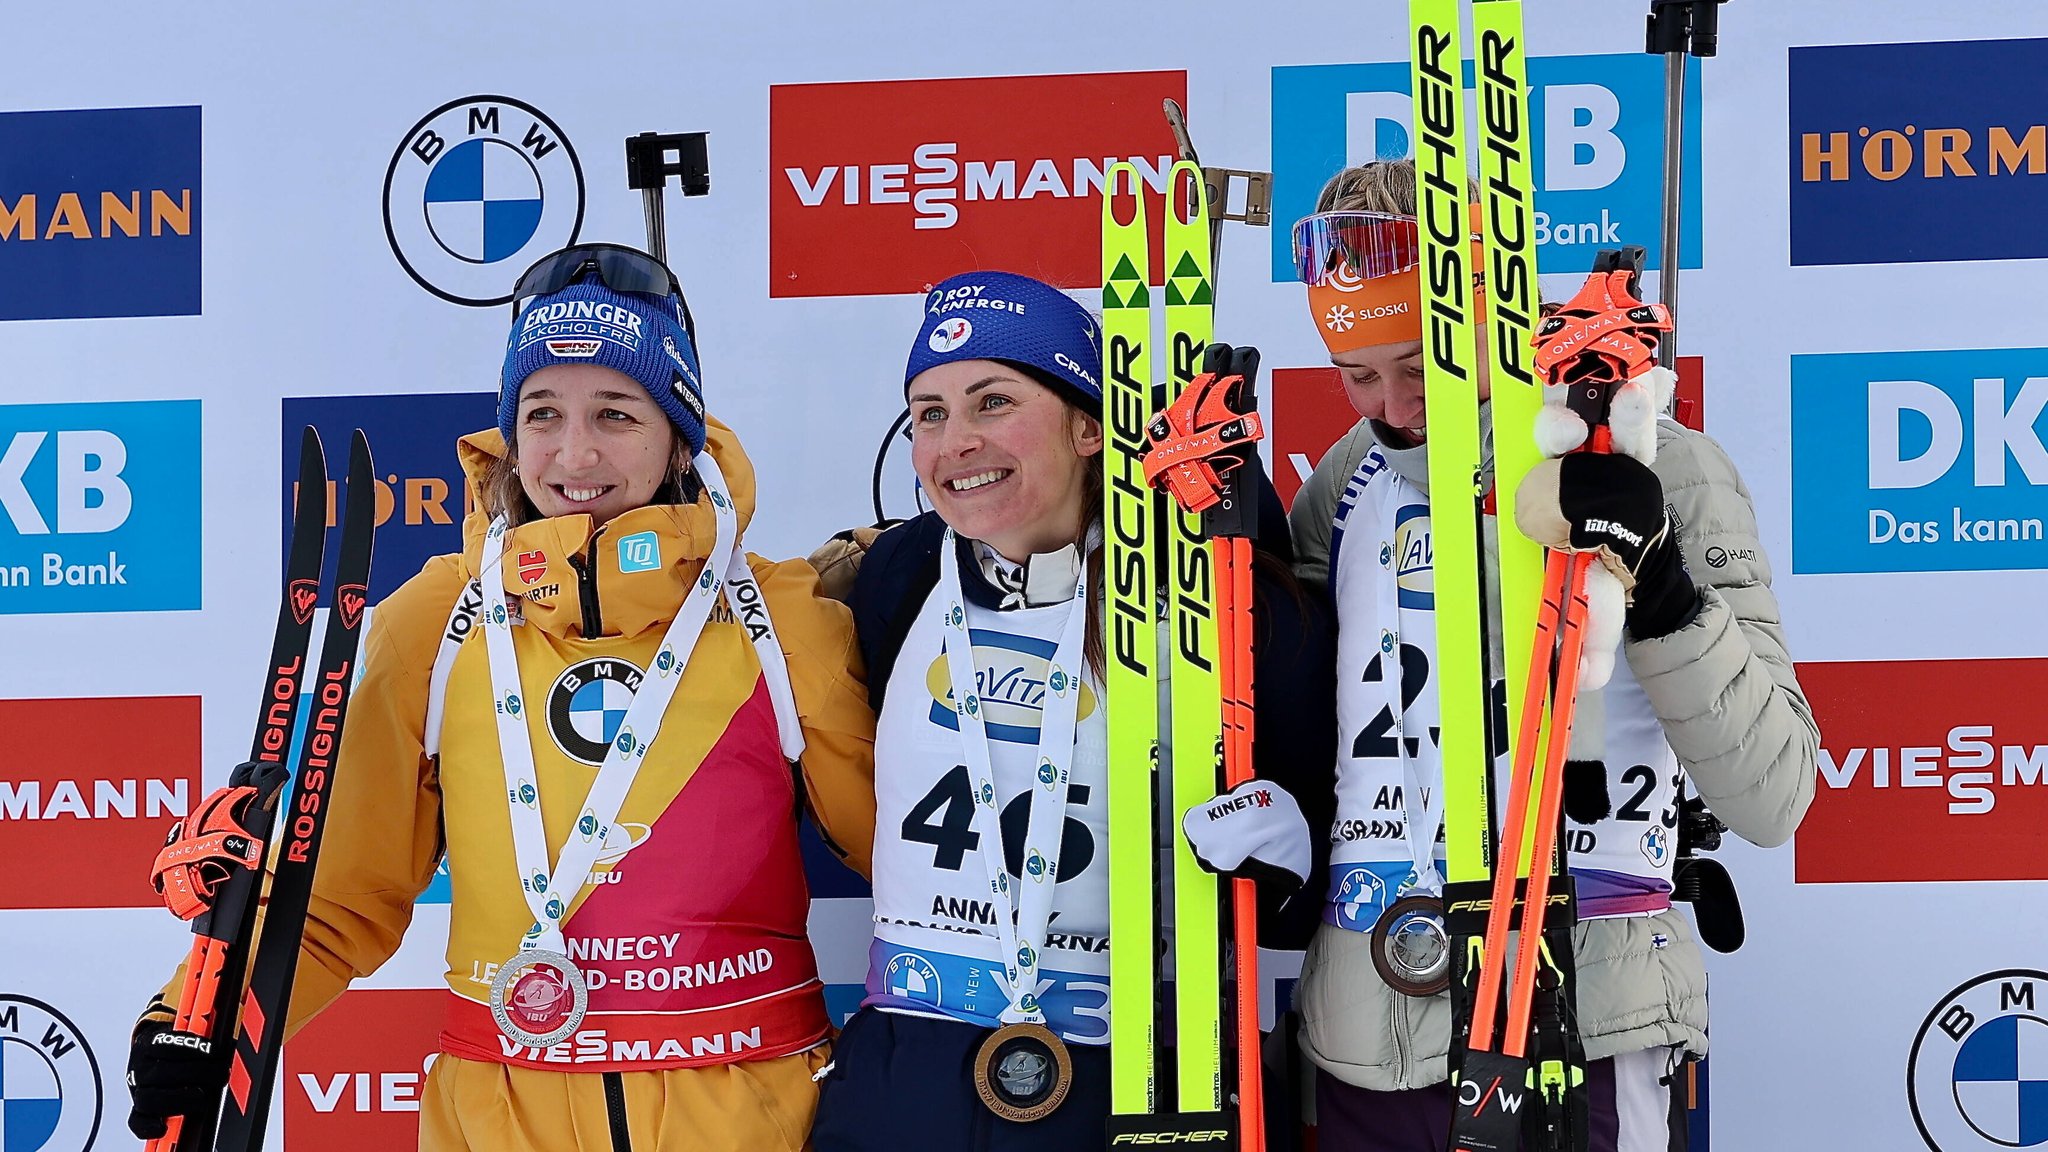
[383,96,584,307]
[547,658,645,765]
[0,996,101,1151]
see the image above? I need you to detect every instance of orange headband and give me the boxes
[1307,203,1488,356]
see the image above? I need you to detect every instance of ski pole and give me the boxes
[1644,0,1726,368]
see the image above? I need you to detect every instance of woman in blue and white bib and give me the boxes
[807,270,1336,1152]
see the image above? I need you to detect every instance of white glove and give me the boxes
[1181,780,1311,889]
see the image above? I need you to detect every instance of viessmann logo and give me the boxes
[284,987,445,1152]
[1797,658,2048,883]
[768,71,1185,297]
[0,696,200,908]
[1790,38,2048,266]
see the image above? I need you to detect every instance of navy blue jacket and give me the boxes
[848,466,1337,949]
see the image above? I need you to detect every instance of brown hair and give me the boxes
[480,434,697,529]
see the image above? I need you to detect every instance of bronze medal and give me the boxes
[1371,893,1451,997]
[973,1021,1073,1122]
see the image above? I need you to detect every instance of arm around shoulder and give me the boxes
[756,555,878,879]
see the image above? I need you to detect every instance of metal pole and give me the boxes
[1659,49,1686,369]
[641,187,668,267]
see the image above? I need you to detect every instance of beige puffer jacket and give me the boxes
[1286,415,1819,1091]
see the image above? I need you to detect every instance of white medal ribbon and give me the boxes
[480,452,742,957]
[936,528,1088,1026]
[1372,484,1446,899]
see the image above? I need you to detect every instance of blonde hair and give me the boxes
[480,436,695,529]
[1316,159,1421,216]
[1315,158,1486,216]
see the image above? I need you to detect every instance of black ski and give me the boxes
[149,427,331,1152]
[212,429,377,1152]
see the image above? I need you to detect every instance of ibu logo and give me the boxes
[1270,52,1702,279]
[0,400,200,614]
[617,531,660,573]
[1793,348,2048,573]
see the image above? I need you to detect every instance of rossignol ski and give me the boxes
[145,427,331,1152]
[210,428,377,1152]
[1104,160,1265,1150]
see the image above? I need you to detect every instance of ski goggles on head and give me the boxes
[510,242,696,340]
[1294,208,1488,356]
[1291,211,1422,287]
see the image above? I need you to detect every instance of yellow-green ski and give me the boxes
[1408,0,1491,895]
[1474,0,1549,873]
[1163,159,1224,1114]
[1102,162,1160,1117]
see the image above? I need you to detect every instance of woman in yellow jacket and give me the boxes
[126,243,876,1152]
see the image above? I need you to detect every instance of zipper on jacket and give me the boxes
[567,532,605,638]
[602,1071,632,1151]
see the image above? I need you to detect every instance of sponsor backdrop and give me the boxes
[2,3,2045,1149]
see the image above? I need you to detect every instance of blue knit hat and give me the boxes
[500,278,707,455]
[905,270,1102,414]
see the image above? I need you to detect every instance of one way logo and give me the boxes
[1453,1051,1528,1147]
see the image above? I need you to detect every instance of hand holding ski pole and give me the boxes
[1515,252,1702,672]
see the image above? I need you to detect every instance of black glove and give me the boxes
[127,1014,230,1140]
[1514,451,1700,640]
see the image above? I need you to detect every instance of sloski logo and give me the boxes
[768,71,1185,296]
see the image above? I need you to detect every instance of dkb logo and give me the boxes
[1792,348,2047,573]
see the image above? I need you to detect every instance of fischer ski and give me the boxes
[1103,161,1164,1129]
[211,429,378,1152]
[145,427,331,1152]
[1103,159,1267,1150]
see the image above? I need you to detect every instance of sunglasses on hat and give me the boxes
[510,242,696,342]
